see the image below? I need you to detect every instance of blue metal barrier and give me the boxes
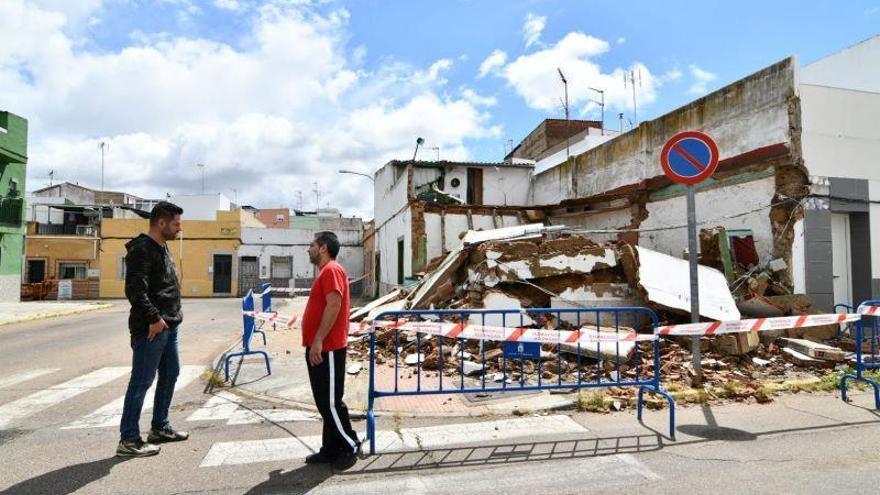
[841,300,880,408]
[256,282,275,334]
[224,289,271,382]
[833,303,856,338]
[365,306,676,454]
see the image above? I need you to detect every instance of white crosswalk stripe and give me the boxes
[227,408,318,425]
[186,391,241,421]
[0,367,130,430]
[62,365,204,429]
[200,415,587,467]
[186,390,318,425]
[0,368,60,389]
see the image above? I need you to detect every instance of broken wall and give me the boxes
[423,209,524,262]
[640,174,777,260]
[536,58,802,278]
[535,58,797,202]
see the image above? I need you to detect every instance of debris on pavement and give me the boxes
[345,223,861,408]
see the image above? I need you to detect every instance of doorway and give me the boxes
[213,254,233,294]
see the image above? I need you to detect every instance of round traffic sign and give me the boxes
[660,131,719,185]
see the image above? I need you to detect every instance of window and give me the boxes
[270,256,292,279]
[59,262,87,280]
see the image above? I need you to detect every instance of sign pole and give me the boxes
[686,185,702,385]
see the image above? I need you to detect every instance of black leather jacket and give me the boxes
[125,234,183,340]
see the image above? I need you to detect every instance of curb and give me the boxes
[0,303,115,327]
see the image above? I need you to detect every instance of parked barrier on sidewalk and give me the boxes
[841,300,880,407]
[224,290,271,382]
[365,307,676,454]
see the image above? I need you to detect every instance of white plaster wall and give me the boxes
[238,244,299,281]
[443,167,467,202]
[424,212,443,262]
[472,214,495,231]
[374,164,409,226]
[443,213,470,252]
[241,227,364,282]
[800,35,880,93]
[791,218,806,294]
[500,213,520,228]
[640,177,776,262]
[376,207,410,292]
[481,166,532,206]
[438,165,531,206]
[871,180,880,280]
[548,207,634,244]
[800,84,880,181]
[168,194,232,221]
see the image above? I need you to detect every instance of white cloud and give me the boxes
[616,37,626,44]
[660,68,682,83]
[477,49,507,79]
[3,0,498,218]
[522,13,546,49]
[214,0,245,12]
[460,88,497,107]
[497,32,662,114]
[688,64,717,95]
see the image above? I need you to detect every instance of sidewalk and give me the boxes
[221,298,580,417]
[0,300,114,327]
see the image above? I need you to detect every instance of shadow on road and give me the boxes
[243,465,334,495]
[0,456,129,495]
[345,433,664,475]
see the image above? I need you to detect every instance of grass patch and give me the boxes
[577,391,609,413]
[203,369,227,389]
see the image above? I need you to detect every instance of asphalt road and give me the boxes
[2,299,880,495]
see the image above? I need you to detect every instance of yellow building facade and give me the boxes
[100,210,263,298]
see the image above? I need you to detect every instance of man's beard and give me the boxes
[162,228,178,241]
[308,252,319,265]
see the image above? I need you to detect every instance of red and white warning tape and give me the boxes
[242,311,654,344]
[244,309,870,343]
[655,312,860,336]
[259,287,311,296]
[859,305,880,316]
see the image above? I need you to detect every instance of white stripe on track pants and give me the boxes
[306,347,359,456]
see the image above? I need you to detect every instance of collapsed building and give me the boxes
[370,38,880,313]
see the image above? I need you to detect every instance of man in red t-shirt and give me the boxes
[301,231,360,470]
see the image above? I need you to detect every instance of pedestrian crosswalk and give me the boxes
[186,390,318,425]
[200,415,588,467]
[1,366,653,476]
[62,365,204,429]
[0,367,130,430]
[0,366,318,433]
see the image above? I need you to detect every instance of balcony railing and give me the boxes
[33,222,97,236]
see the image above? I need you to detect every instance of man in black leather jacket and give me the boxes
[117,201,189,457]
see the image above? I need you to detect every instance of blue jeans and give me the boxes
[119,327,180,441]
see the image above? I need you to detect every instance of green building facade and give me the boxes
[0,111,27,302]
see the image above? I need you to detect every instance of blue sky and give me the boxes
[2,0,878,216]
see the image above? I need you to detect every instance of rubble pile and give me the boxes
[349,224,855,407]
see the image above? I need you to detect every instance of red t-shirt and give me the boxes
[301,260,350,351]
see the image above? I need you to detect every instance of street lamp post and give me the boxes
[337,170,375,182]
[98,141,108,207]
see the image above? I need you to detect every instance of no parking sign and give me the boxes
[660,130,720,384]
[660,131,719,185]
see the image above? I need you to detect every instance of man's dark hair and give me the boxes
[150,201,184,226]
[315,231,340,259]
